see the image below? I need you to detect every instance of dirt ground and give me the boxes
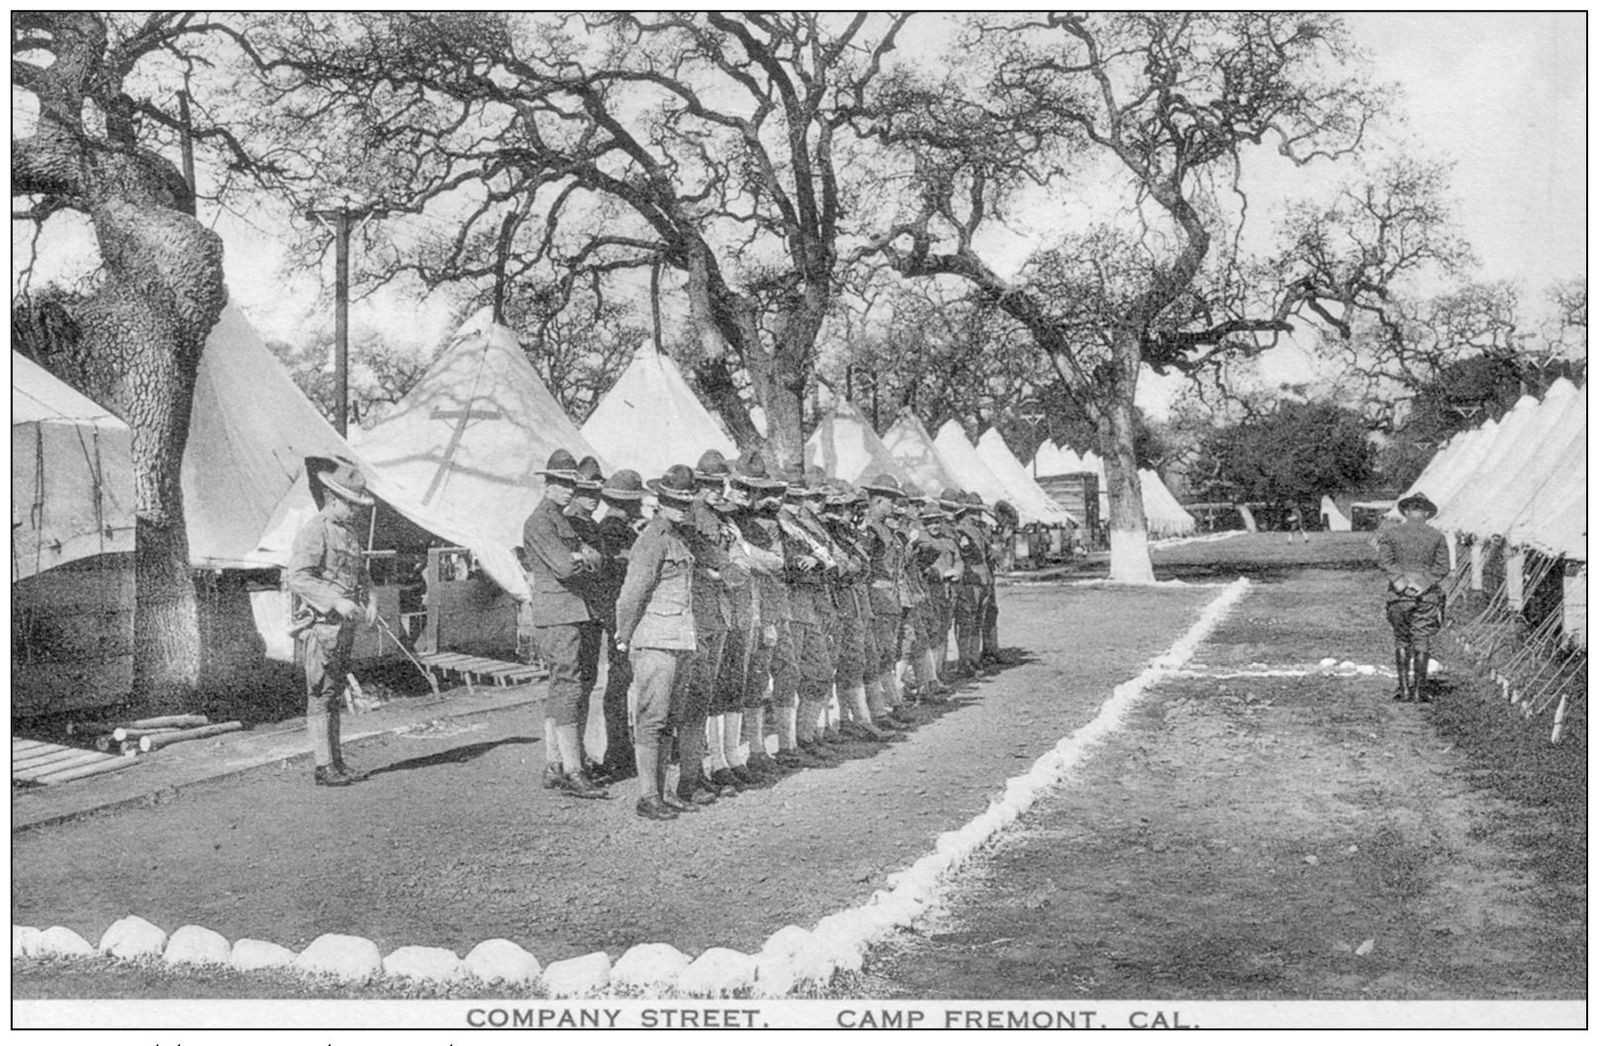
[12,534,1585,1003]
[837,536,1587,1000]
[12,578,1216,999]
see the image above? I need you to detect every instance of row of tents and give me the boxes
[1029,441,1197,539]
[1393,376,1586,651]
[14,302,1188,713]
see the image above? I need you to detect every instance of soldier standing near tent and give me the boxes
[594,468,647,782]
[922,492,967,686]
[775,465,840,767]
[739,454,798,776]
[523,448,608,800]
[862,474,916,725]
[564,456,609,777]
[950,490,992,678]
[975,495,1008,666]
[1377,492,1452,703]
[678,450,737,804]
[708,459,786,788]
[896,493,947,704]
[288,460,379,787]
[613,464,702,821]
[821,482,888,741]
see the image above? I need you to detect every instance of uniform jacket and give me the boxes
[614,514,697,651]
[523,496,594,626]
[954,517,994,586]
[747,510,794,626]
[1376,520,1451,601]
[688,499,733,628]
[864,512,909,614]
[595,509,643,632]
[287,506,372,624]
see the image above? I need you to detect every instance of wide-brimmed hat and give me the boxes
[574,455,605,492]
[918,499,947,520]
[777,464,809,497]
[731,448,785,491]
[648,464,698,504]
[803,466,831,495]
[862,473,906,499]
[601,468,645,501]
[317,459,374,507]
[694,449,732,482]
[538,448,580,482]
[1397,492,1437,518]
[938,486,968,511]
[823,479,861,508]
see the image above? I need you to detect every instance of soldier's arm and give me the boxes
[1375,530,1405,584]
[1427,533,1452,587]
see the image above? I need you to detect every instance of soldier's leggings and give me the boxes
[714,618,754,715]
[764,618,799,710]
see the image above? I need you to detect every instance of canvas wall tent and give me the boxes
[1320,495,1352,531]
[581,342,738,478]
[187,303,534,667]
[1029,440,1079,476]
[1432,392,1546,534]
[881,408,961,498]
[12,353,137,713]
[932,420,1020,515]
[973,428,1072,526]
[1139,469,1198,538]
[1450,379,1582,540]
[12,352,136,580]
[351,308,600,602]
[804,385,913,487]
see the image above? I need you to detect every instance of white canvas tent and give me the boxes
[804,385,912,487]
[932,420,1016,512]
[881,408,961,498]
[581,342,737,477]
[974,428,1072,526]
[1432,392,1544,534]
[351,309,602,599]
[1139,469,1197,538]
[12,352,136,581]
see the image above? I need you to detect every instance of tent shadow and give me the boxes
[362,734,541,779]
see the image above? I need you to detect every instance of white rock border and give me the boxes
[13,579,1250,999]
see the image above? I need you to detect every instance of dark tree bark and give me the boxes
[13,13,228,706]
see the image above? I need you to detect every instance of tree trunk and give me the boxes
[1100,334,1155,584]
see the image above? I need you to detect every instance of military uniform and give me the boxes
[287,500,372,781]
[524,496,598,729]
[596,506,644,777]
[952,510,992,673]
[914,514,963,681]
[778,500,837,752]
[1377,499,1452,702]
[565,501,606,754]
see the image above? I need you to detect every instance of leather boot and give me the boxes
[1392,646,1412,702]
[1412,649,1432,703]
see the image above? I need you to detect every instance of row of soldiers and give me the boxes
[521,446,1008,821]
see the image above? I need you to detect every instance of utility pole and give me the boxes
[306,200,378,435]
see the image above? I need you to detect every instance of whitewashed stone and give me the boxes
[677,948,756,997]
[293,933,383,983]
[1319,657,1338,668]
[163,925,231,966]
[99,915,167,959]
[752,956,798,999]
[463,938,540,985]
[610,942,690,992]
[760,925,811,960]
[13,926,42,959]
[383,945,466,984]
[542,951,612,998]
[230,938,297,972]
[36,926,95,957]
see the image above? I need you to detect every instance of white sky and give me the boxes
[11,12,1587,418]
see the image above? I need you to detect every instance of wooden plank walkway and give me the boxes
[416,652,545,691]
[12,738,138,786]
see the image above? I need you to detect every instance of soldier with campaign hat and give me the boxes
[707,453,787,788]
[564,455,609,776]
[737,452,798,776]
[288,458,379,787]
[1378,492,1452,703]
[613,464,703,820]
[862,473,916,725]
[772,464,840,767]
[594,466,647,781]
[523,448,608,800]
[677,449,737,804]
[914,494,963,692]
[951,489,994,677]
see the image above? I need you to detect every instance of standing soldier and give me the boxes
[1377,492,1452,703]
[709,458,787,788]
[895,490,944,704]
[678,450,736,804]
[729,451,792,778]
[973,494,1007,666]
[774,465,839,767]
[565,455,608,776]
[595,468,648,782]
[821,482,888,740]
[613,465,702,821]
[918,493,964,692]
[862,474,916,725]
[951,490,993,677]
[288,459,379,787]
[523,448,608,800]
